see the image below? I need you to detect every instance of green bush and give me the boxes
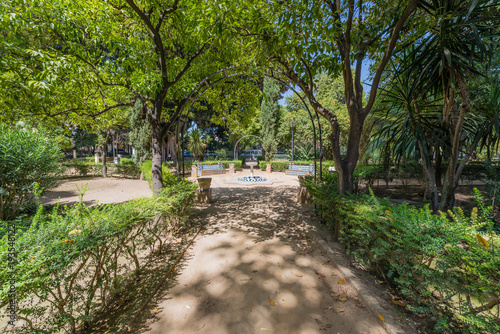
[141,160,177,189]
[0,182,197,333]
[62,159,141,178]
[307,181,500,333]
[202,160,242,170]
[0,124,64,220]
[258,160,335,175]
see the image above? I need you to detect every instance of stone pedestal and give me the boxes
[94,153,99,164]
[73,150,77,159]
[197,178,212,204]
[297,176,311,204]
[229,163,235,174]
[266,163,272,173]
[191,165,198,178]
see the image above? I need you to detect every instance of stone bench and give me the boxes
[192,162,226,178]
[285,162,315,176]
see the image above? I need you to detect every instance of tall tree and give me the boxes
[260,77,281,161]
[247,0,420,193]
[1,0,248,193]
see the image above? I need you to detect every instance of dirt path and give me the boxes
[144,170,387,334]
[40,177,152,207]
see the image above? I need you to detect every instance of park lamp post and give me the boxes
[289,121,296,162]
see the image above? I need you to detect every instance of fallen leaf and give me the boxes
[260,329,275,332]
[338,278,345,284]
[476,234,489,248]
[338,294,348,302]
[326,306,333,310]
[378,314,385,322]
[316,271,326,278]
[325,323,332,328]
[295,273,303,277]
[152,308,158,312]
[337,307,345,313]
[268,298,275,306]
[391,299,406,307]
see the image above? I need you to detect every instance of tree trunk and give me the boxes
[435,148,442,188]
[151,123,163,194]
[102,144,107,178]
[439,167,457,212]
[418,143,439,213]
[331,112,363,194]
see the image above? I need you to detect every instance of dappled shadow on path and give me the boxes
[129,184,387,334]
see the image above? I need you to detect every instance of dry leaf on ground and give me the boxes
[338,294,348,302]
[392,299,406,307]
[338,278,345,284]
[337,307,345,313]
[378,314,385,322]
[268,298,275,306]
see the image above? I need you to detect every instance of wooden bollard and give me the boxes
[266,163,272,173]
[229,163,235,174]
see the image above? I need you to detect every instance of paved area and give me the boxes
[145,169,387,334]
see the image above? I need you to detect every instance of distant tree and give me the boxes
[188,128,211,161]
[260,77,281,161]
[128,101,152,166]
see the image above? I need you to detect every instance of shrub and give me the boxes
[202,160,242,170]
[0,124,64,220]
[62,159,141,179]
[0,182,197,333]
[258,160,335,176]
[141,160,177,189]
[307,181,500,333]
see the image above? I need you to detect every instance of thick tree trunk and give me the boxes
[331,114,363,194]
[151,123,163,195]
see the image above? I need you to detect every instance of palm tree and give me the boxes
[187,128,211,161]
[409,0,499,210]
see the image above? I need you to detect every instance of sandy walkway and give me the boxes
[40,177,152,207]
[145,169,387,334]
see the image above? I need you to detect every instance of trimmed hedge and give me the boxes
[259,160,335,175]
[0,182,197,333]
[306,181,500,333]
[62,159,141,178]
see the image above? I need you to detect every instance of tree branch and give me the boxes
[167,44,206,87]
[124,0,168,86]
[364,0,419,116]
[155,0,179,31]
